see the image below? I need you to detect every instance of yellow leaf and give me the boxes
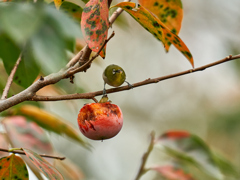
[18,105,91,149]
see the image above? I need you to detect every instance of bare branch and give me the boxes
[65,0,131,72]
[66,50,83,68]
[92,97,99,103]
[0,4,126,113]
[0,148,65,160]
[109,0,131,25]
[29,54,240,102]
[1,54,22,100]
[134,132,155,180]
[68,31,115,75]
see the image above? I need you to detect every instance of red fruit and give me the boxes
[77,102,123,140]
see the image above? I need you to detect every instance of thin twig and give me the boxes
[0,148,65,160]
[68,31,115,75]
[0,3,127,113]
[1,54,22,100]
[134,132,155,180]
[109,0,131,25]
[65,0,131,71]
[66,50,84,68]
[29,54,240,102]
[92,97,99,103]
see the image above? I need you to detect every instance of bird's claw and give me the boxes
[103,88,107,96]
[125,81,133,89]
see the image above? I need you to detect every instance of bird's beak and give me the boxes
[116,70,123,74]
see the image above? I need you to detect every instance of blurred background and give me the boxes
[1,0,240,179]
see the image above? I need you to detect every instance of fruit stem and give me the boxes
[99,95,109,103]
[92,97,99,103]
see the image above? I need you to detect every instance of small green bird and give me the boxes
[102,64,132,95]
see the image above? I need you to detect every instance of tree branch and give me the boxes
[68,31,115,75]
[0,4,125,113]
[1,54,22,100]
[134,132,155,180]
[109,0,129,26]
[28,54,240,102]
[0,148,65,160]
[66,50,83,68]
[65,0,131,70]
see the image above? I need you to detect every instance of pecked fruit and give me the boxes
[77,102,123,140]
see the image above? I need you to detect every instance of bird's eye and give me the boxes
[112,69,116,75]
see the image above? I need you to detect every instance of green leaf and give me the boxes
[0,35,21,72]
[0,3,82,75]
[81,0,109,58]
[112,2,194,67]
[60,1,83,22]
[44,5,82,39]
[22,148,63,180]
[30,24,66,73]
[0,3,42,44]
[213,153,239,178]
[156,131,224,179]
[0,154,29,180]
[0,34,39,88]
[29,5,83,73]
[151,165,194,180]
[16,48,40,88]
[81,0,89,3]
[17,105,91,149]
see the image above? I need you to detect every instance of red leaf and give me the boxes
[0,133,9,158]
[2,116,56,179]
[112,2,194,67]
[160,131,190,140]
[0,154,29,180]
[2,116,53,156]
[23,148,64,180]
[81,0,109,58]
[151,165,194,180]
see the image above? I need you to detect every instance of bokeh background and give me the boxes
[1,0,240,179]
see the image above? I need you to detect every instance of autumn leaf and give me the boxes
[112,2,194,67]
[53,0,63,9]
[54,158,84,180]
[138,0,183,50]
[151,165,194,180]
[0,133,10,158]
[156,130,223,179]
[81,0,109,58]
[112,2,165,45]
[160,131,190,139]
[16,105,91,149]
[22,148,63,180]
[2,115,57,179]
[0,154,29,180]
[2,116,54,160]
